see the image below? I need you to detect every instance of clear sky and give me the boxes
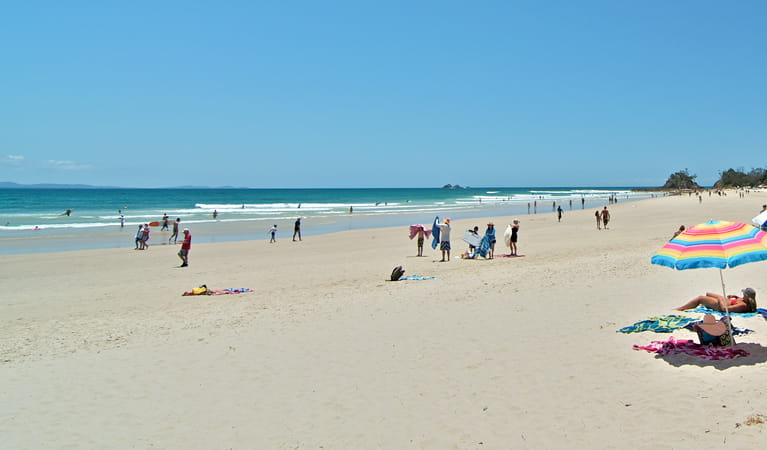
[1,1,765,188]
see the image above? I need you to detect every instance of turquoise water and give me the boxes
[0,187,650,254]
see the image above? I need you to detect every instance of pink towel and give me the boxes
[409,224,432,240]
[633,336,748,360]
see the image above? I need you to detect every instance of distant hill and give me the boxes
[0,182,119,189]
[0,182,247,189]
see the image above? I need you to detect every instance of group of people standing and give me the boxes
[131,215,190,267]
[429,218,520,261]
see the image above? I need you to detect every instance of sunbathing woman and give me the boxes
[676,288,757,313]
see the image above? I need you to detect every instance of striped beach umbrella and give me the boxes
[651,220,767,349]
[651,220,767,270]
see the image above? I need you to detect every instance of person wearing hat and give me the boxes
[178,228,191,267]
[675,287,757,313]
[694,314,731,345]
[435,217,452,262]
[484,222,496,259]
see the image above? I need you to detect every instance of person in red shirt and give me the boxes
[178,228,191,267]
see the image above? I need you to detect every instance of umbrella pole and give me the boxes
[719,269,735,349]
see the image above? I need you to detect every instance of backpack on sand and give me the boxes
[390,266,405,281]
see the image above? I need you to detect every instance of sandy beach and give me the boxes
[3,191,767,448]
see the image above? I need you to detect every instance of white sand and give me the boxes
[3,192,767,448]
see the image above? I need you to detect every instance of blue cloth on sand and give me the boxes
[472,236,491,258]
[399,275,437,281]
[685,306,758,318]
[618,314,754,335]
[618,315,698,333]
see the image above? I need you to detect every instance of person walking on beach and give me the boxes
[213,210,218,220]
[601,206,611,229]
[293,218,302,241]
[269,224,278,243]
[119,214,124,229]
[169,218,180,244]
[557,205,563,222]
[436,217,452,262]
[141,223,150,249]
[161,213,169,231]
[595,210,601,230]
[178,228,191,267]
[509,219,520,255]
[135,224,143,249]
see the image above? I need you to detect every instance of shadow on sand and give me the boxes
[653,342,767,370]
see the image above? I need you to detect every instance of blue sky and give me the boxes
[1,1,765,188]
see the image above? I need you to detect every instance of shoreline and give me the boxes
[0,193,656,256]
[3,191,767,447]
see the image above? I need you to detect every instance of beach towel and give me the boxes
[408,224,432,240]
[618,315,698,333]
[183,287,253,296]
[474,235,491,258]
[633,336,749,360]
[757,308,767,320]
[431,216,440,249]
[685,306,758,318]
[399,275,437,281]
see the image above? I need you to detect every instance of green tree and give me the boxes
[714,168,763,188]
[662,169,700,190]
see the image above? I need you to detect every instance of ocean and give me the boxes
[0,187,653,255]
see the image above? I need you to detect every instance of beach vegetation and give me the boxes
[714,168,767,189]
[662,169,701,190]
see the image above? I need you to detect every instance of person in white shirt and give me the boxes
[436,218,452,262]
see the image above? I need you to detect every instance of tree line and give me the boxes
[662,168,767,190]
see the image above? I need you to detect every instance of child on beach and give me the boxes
[135,224,143,249]
[269,225,277,243]
[467,226,479,254]
[416,227,426,256]
[141,224,150,249]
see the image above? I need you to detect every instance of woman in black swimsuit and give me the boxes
[510,219,520,255]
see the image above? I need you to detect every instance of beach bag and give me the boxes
[390,266,405,281]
